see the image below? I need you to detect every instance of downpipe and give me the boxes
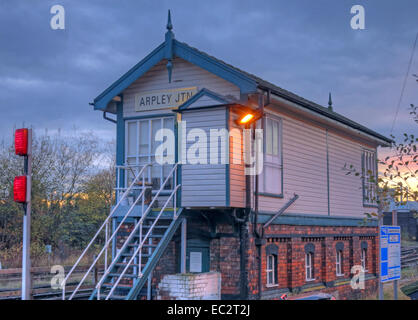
[253,92,268,300]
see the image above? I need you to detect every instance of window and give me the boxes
[305,253,314,281]
[336,250,343,276]
[362,149,377,206]
[259,116,283,195]
[266,254,278,286]
[126,117,175,190]
[361,248,367,271]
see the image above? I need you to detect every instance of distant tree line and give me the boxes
[0,130,115,267]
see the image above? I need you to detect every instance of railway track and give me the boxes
[0,265,103,300]
[401,246,418,268]
[0,284,94,300]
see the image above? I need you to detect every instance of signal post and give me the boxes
[13,128,33,300]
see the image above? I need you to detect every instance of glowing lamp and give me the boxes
[239,113,255,124]
[234,107,263,126]
[13,176,27,203]
[15,128,29,156]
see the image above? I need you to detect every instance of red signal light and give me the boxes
[15,129,29,156]
[13,176,27,203]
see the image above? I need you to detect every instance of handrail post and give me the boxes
[174,168,177,218]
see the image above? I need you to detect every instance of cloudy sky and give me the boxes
[0,0,417,145]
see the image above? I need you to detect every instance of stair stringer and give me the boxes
[126,208,184,300]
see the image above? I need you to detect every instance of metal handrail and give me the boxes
[96,163,179,299]
[68,188,146,300]
[62,164,150,300]
[105,184,181,299]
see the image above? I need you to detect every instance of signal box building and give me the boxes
[81,14,392,300]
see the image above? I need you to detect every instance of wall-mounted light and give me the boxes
[234,106,263,126]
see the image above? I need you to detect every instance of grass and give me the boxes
[364,282,411,300]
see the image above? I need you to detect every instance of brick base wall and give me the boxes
[247,223,379,300]
[115,212,378,300]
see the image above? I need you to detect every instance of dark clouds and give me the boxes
[0,0,417,143]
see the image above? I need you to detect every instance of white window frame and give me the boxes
[336,250,343,276]
[361,248,367,272]
[362,149,377,206]
[259,115,283,196]
[125,116,175,191]
[305,252,314,281]
[266,254,278,286]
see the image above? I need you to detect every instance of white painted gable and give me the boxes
[122,58,240,118]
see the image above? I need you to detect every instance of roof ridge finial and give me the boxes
[328,92,333,111]
[167,9,173,31]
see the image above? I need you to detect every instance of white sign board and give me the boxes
[380,226,401,282]
[135,87,198,112]
[189,251,202,273]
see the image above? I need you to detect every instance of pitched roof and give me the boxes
[93,36,392,145]
[176,40,392,145]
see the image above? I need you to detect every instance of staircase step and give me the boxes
[108,273,138,278]
[115,263,142,267]
[133,234,163,239]
[140,225,169,229]
[102,283,132,289]
[128,243,157,248]
[121,252,151,257]
[109,294,127,300]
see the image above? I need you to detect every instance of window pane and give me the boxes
[151,119,162,154]
[163,117,174,130]
[266,118,273,155]
[272,120,278,156]
[139,120,149,155]
[268,272,273,284]
[265,164,281,193]
[151,156,161,189]
[163,164,173,190]
[127,122,137,156]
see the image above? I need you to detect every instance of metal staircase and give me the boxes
[62,163,182,300]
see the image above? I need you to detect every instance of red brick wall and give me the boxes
[247,223,378,300]
[114,217,378,300]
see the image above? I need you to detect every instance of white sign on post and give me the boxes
[380,226,401,282]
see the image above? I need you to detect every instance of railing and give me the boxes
[96,163,180,300]
[62,164,150,300]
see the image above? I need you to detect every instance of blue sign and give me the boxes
[380,226,401,282]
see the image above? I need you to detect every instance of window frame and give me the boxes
[336,250,343,276]
[361,248,368,272]
[266,253,278,287]
[362,149,378,207]
[257,114,283,198]
[305,252,315,281]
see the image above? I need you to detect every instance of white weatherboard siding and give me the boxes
[258,113,329,215]
[251,107,377,218]
[229,109,245,208]
[181,107,227,207]
[123,58,240,118]
[328,131,368,216]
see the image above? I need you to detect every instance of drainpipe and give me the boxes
[253,92,267,300]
